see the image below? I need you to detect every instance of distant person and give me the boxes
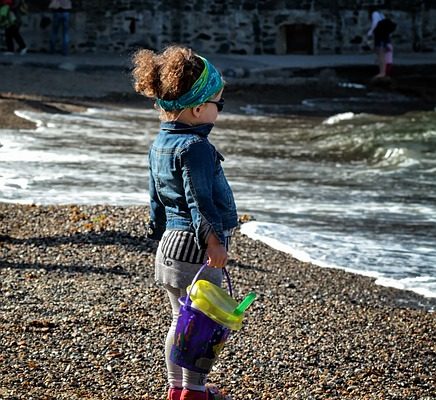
[367,7,396,79]
[49,0,72,56]
[0,0,27,55]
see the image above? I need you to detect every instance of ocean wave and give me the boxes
[376,276,436,299]
[4,105,435,304]
[14,110,45,128]
[370,146,421,168]
[305,114,436,166]
[0,175,29,190]
[85,107,156,118]
[423,129,436,139]
[337,82,366,89]
[0,149,93,163]
[240,221,436,299]
[322,112,357,125]
[15,109,139,131]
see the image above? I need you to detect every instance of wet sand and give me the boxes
[1,62,436,130]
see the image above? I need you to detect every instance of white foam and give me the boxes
[338,82,366,89]
[85,107,156,118]
[0,175,29,190]
[323,112,356,125]
[0,149,93,163]
[15,109,142,131]
[376,276,436,299]
[240,221,436,299]
[14,110,45,128]
[371,147,420,169]
[0,190,149,206]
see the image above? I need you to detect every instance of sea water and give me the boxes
[1,105,435,298]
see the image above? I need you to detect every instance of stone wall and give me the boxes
[15,0,436,54]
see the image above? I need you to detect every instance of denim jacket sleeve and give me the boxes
[148,163,167,240]
[180,139,225,247]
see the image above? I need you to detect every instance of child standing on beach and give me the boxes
[132,46,238,400]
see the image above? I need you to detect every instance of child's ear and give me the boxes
[192,105,203,118]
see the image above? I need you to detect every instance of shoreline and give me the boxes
[1,203,435,399]
[240,222,436,303]
[1,83,434,132]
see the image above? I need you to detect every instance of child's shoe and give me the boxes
[180,385,231,400]
[167,387,183,400]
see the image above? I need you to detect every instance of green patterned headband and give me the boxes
[155,56,224,111]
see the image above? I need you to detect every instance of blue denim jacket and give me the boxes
[148,121,238,247]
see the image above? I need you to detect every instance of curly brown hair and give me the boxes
[131,45,204,101]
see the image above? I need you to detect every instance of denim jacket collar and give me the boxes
[160,121,214,138]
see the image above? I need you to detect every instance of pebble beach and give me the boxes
[2,54,436,399]
[1,203,435,400]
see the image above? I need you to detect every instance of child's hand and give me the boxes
[206,233,228,268]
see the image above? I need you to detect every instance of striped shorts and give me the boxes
[155,229,233,289]
[160,230,206,264]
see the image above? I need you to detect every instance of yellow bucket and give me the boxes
[187,279,243,331]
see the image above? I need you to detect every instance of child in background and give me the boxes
[367,7,395,78]
[385,43,393,77]
[131,46,237,400]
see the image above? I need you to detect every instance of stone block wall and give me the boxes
[13,0,436,54]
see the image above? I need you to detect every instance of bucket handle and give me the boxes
[186,263,233,306]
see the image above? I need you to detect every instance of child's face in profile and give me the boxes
[196,89,224,125]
